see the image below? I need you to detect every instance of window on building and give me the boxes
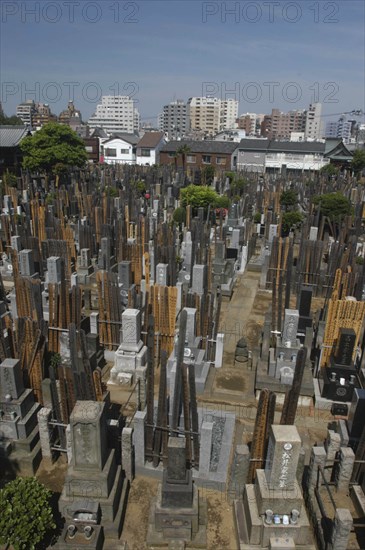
[202,155,211,164]
[120,149,129,154]
[168,153,175,158]
[141,148,151,157]
[187,155,196,163]
[105,148,117,157]
[216,157,226,165]
[85,146,93,153]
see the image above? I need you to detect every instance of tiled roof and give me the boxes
[160,140,238,154]
[268,141,325,153]
[236,138,326,153]
[0,125,29,147]
[137,132,165,148]
[104,133,140,145]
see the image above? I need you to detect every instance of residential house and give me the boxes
[101,133,140,164]
[233,139,336,173]
[83,137,100,164]
[0,125,30,176]
[136,131,165,166]
[159,140,238,175]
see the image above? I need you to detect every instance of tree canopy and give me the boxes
[20,122,88,174]
[0,477,56,550]
[180,184,228,210]
[0,113,23,125]
[312,192,353,221]
[320,163,338,176]
[280,189,297,209]
[351,149,365,174]
[281,211,303,234]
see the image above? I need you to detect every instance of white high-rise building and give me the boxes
[16,100,36,126]
[187,97,238,136]
[220,98,239,130]
[88,96,140,134]
[305,102,322,140]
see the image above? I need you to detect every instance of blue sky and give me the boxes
[1,0,364,125]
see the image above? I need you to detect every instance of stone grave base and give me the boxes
[254,390,312,407]
[146,485,207,548]
[313,378,351,414]
[255,358,314,397]
[56,525,104,549]
[234,496,315,549]
[10,425,42,476]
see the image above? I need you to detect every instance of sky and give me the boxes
[1,0,364,125]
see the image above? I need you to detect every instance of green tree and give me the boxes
[312,192,353,237]
[281,211,303,235]
[0,113,23,125]
[180,184,226,210]
[175,144,191,181]
[230,177,246,196]
[215,195,230,209]
[0,477,56,550]
[201,165,215,185]
[280,189,297,210]
[351,149,365,175]
[3,170,18,188]
[312,192,352,221]
[172,206,186,225]
[253,212,261,223]
[20,122,88,174]
[320,163,338,176]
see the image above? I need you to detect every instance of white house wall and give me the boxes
[103,138,136,164]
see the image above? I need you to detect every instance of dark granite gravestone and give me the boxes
[348,389,365,443]
[320,328,358,403]
[297,286,312,317]
[334,329,356,367]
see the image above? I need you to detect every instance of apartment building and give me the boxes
[88,96,140,135]
[325,116,355,144]
[237,113,265,136]
[305,102,322,140]
[261,108,306,139]
[16,100,57,128]
[16,100,36,126]
[187,97,238,136]
[160,100,187,139]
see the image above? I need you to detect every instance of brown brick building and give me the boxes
[159,140,237,173]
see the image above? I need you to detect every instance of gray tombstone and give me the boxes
[0,359,24,400]
[264,425,302,491]
[282,309,299,347]
[19,249,35,276]
[192,264,207,295]
[156,263,168,286]
[47,256,63,284]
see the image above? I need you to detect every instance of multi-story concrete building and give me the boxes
[160,100,187,139]
[88,96,140,135]
[237,113,265,136]
[58,100,83,129]
[16,100,57,128]
[187,97,238,137]
[325,116,355,144]
[261,108,306,139]
[220,98,239,130]
[305,102,322,140]
[16,100,36,127]
[32,103,57,128]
